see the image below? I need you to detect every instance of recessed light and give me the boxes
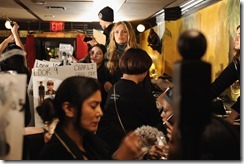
[34,1,47,5]
[46,6,66,10]
[44,15,55,18]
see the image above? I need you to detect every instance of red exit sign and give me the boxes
[50,22,64,32]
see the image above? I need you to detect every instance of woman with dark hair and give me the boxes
[96,48,162,154]
[1,43,31,84]
[156,87,174,141]
[210,25,240,124]
[85,44,112,110]
[39,76,144,160]
[0,43,31,127]
[80,44,112,110]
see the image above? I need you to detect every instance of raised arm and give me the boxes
[11,22,25,51]
[0,35,14,54]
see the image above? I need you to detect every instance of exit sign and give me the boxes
[50,22,64,32]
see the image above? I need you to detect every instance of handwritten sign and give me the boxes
[31,62,97,127]
[32,63,97,79]
[34,59,61,68]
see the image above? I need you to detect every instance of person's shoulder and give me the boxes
[105,23,114,32]
[39,136,65,159]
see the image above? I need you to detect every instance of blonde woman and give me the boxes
[106,21,139,85]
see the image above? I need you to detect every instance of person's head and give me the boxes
[109,21,137,46]
[234,25,240,57]
[119,48,152,81]
[1,44,26,72]
[89,44,106,65]
[107,21,138,75]
[54,76,103,134]
[47,80,54,90]
[5,43,22,52]
[160,87,174,123]
[168,117,240,160]
[37,98,56,124]
[98,6,114,30]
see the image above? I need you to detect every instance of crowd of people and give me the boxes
[0,5,240,161]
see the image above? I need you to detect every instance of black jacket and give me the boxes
[96,79,162,153]
[210,56,240,113]
[103,23,114,47]
[39,124,112,160]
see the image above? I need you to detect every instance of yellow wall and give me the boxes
[140,0,240,81]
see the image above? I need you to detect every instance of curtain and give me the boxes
[76,34,88,61]
[25,35,36,71]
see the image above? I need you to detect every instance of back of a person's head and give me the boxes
[5,43,22,52]
[119,48,152,75]
[36,98,56,124]
[199,116,240,160]
[53,76,100,123]
[0,47,26,73]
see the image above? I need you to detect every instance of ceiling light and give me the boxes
[137,24,145,33]
[5,21,12,29]
[4,17,13,29]
[31,0,47,5]
[44,15,55,18]
[136,22,152,33]
[46,6,66,10]
[35,1,47,5]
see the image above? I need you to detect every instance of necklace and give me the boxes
[54,132,77,159]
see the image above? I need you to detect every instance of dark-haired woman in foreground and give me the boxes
[39,76,143,160]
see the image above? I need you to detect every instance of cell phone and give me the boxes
[163,114,174,127]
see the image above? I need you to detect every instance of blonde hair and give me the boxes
[107,21,139,75]
[234,25,240,59]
